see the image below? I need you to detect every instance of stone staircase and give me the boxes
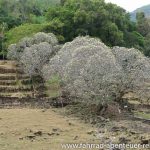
[0,60,48,108]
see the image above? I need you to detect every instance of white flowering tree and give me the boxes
[7,32,58,61]
[21,42,54,77]
[42,37,124,104]
[42,36,150,105]
[7,34,150,103]
[112,47,150,102]
[7,32,59,98]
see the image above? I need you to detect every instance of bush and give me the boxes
[21,42,54,76]
[112,46,150,101]
[42,36,123,104]
[7,32,59,78]
[42,36,150,104]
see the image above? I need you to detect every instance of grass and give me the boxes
[134,111,150,120]
[45,75,61,98]
[46,89,60,98]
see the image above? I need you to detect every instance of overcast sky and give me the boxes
[105,0,150,12]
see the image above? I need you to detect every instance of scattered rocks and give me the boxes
[47,132,55,136]
[129,130,139,135]
[141,139,149,145]
[47,132,60,136]
[52,128,62,132]
[119,137,131,144]
[25,135,36,140]
[73,136,79,140]
[34,131,43,136]
[111,126,127,132]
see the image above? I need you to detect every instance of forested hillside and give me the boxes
[0,0,60,27]
[0,0,150,58]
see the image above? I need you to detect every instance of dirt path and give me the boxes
[0,108,100,150]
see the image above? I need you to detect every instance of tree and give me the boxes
[144,33,150,57]
[136,12,150,37]
[46,0,142,48]
[0,22,8,59]
[42,36,150,105]
[60,0,66,6]
[7,32,58,77]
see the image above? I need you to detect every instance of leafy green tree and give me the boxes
[136,12,150,37]
[5,23,47,47]
[44,19,65,42]
[144,33,150,56]
[46,0,142,48]
[124,31,145,49]
[0,22,8,59]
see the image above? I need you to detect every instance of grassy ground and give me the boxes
[0,108,149,150]
[0,108,99,150]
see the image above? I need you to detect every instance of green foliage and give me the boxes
[1,0,150,57]
[47,75,61,85]
[0,0,60,29]
[5,24,47,46]
[124,31,145,49]
[29,15,47,24]
[136,12,150,37]
[32,0,60,10]
[144,34,150,57]
[45,0,142,47]
[46,75,61,98]
[44,18,65,42]
[0,22,8,59]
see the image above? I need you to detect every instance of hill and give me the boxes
[130,4,150,21]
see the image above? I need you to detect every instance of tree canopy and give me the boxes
[45,0,143,49]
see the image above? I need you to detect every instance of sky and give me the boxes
[105,0,150,12]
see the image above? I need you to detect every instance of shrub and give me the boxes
[42,36,124,104]
[21,42,54,77]
[112,46,150,101]
[42,36,150,104]
[7,32,59,78]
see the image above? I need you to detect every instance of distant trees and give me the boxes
[2,0,150,57]
[45,0,143,48]
[136,12,150,56]
[0,22,8,59]
[0,0,49,28]
[144,33,150,56]
[136,12,150,37]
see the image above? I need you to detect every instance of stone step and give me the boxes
[0,74,16,80]
[0,86,32,93]
[0,80,17,86]
[0,74,30,80]
[0,91,33,98]
[0,60,17,66]
[17,74,30,80]
[0,60,46,104]
[0,67,17,73]
[0,97,51,108]
[21,79,32,85]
